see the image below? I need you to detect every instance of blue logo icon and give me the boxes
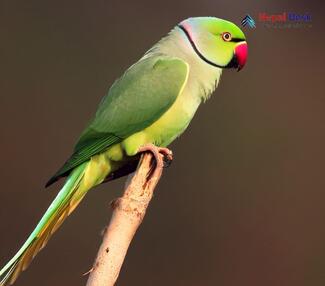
[241,15,256,28]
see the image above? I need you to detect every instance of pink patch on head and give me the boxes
[234,42,248,70]
[181,21,194,39]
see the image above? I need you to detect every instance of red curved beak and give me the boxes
[234,42,248,71]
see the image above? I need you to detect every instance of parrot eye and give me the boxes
[221,32,232,42]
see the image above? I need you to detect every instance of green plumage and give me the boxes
[0,17,247,285]
[0,163,87,285]
[47,56,188,186]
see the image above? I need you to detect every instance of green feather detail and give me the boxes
[46,55,188,186]
[0,163,87,285]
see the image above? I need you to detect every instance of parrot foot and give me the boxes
[138,144,173,178]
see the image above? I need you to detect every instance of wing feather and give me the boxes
[46,56,189,186]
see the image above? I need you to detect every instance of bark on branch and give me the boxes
[86,150,167,286]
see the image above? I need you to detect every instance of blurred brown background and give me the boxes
[0,0,324,285]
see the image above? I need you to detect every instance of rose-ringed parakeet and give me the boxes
[0,16,247,285]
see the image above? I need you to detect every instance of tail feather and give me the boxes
[0,162,88,286]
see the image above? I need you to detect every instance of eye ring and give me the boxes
[222,32,232,42]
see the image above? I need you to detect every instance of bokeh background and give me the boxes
[0,0,324,285]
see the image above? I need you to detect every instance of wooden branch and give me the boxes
[86,151,166,286]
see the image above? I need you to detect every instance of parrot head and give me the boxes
[178,17,248,71]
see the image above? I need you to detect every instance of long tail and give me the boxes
[0,162,89,285]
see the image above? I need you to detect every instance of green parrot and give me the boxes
[0,16,247,285]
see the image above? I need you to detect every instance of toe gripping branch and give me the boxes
[137,144,173,181]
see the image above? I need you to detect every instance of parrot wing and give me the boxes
[46,56,189,187]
